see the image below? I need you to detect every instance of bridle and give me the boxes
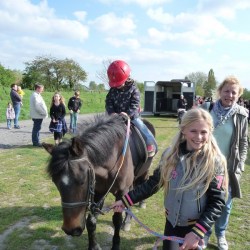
[61,157,96,211]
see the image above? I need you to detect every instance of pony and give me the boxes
[43,114,156,250]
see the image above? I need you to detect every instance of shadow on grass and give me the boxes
[0,206,161,250]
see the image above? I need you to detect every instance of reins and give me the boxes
[92,116,131,212]
[61,115,131,215]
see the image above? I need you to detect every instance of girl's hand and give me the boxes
[110,200,125,213]
[179,232,200,250]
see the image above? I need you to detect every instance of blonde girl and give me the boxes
[111,108,228,250]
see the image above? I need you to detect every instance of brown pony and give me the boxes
[43,114,155,250]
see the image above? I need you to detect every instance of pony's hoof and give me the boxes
[139,201,146,209]
[122,222,131,232]
[88,244,101,250]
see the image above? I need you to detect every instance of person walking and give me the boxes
[6,102,15,129]
[10,84,22,129]
[49,92,67,145]
[105,60,157,157]
[30,83,48,147]
[204,76,249,250]
[111,108,228,250]
[67,90,82,134]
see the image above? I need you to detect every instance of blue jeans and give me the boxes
[70,112,78,132]
[13,103,21,127]
[7,119,12,129]
[206,188,233,238]
[132,118,157,149]
[32,119,43,145]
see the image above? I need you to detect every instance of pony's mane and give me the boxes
[47,114,126,177]
[78,114,126,165]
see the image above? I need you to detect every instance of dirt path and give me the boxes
[0,114,96,149]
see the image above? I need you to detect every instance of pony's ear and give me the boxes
[42,142,54,155]
[70,137,84,156]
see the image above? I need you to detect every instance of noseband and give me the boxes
[61,157,95,210]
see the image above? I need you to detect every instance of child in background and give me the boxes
[6,102,15,129]
[17,85,25,106]
[68,91,82,134]
[17,86,25,98]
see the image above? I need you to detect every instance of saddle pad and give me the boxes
[129,124,148,175]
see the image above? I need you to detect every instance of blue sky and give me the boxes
[0,0,250,88]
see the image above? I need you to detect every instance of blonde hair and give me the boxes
[217,76,244,97]
[159,108,228,197]
[50,92,65,107]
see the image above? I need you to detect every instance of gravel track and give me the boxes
[0,114,95,149]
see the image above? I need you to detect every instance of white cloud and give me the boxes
[197,0,250,20]
[91,12,136,35]
[105,37,140,49]
[147,8,174,25]
[146,8,232,46]
[74,11,87,22]
[98,0,172,7]
[0,0,89,41]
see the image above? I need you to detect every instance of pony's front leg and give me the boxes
[112,212,123,250]
[86,213,101,250]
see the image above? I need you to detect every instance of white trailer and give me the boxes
[143,79,195,116]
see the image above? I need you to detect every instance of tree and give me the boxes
[185,72,207,97]
[0,64,17,87]
[136,81,144,93]
[96,59,112,89]
[203,69,217,98]
[22,56,87,91]
[89,81,98,90]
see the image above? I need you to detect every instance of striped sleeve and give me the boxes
[191,223,208,239]
[121,193,134,208]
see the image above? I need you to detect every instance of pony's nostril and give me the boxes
[62,226,83,236]
[72,227,83,236]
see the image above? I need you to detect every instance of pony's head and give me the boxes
[43,114,127,236]
[43,138,94,236]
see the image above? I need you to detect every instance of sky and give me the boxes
[0,0,250,88]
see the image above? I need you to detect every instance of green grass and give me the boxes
[0,117,249,250]
[0,86,108,123]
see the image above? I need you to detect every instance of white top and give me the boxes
[29,91,48,119]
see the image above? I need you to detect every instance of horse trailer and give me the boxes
[143,79,195,116]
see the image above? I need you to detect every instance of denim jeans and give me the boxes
[32,119,43,145]
[206,187,233,238]
[70,112,78,133]
[13,103,21,127]
[7,119,12,129]
[132,118,157,149]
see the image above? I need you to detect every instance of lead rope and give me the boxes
[101,207,202,250]
[93,115,131,211]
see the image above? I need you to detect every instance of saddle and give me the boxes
[129,123,148,176]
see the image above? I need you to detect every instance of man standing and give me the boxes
[30,83,48,147]
[10,84,22,129]
[67,91,82,133]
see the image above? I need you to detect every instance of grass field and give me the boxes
[0,116,249,250]
[0,86,108,123]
